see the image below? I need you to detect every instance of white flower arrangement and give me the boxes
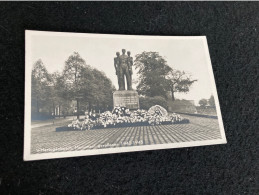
[67,106,189,130]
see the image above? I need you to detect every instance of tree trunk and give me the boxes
[76,99,80,119]
[171,89,175,101]
[53,102,55,116]
[59,105,61,118]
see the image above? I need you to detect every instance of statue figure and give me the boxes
[127,51,133,87]
[113,50,139,110]
[114,52,121,89]
[115,49,133,90]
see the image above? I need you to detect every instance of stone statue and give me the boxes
[127,51,133,86]
[115,49,133,90]
[114,52,121,89]
[113,50,139,109]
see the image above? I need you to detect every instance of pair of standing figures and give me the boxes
[114,49,133,90]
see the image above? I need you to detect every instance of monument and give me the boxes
[113,49,139,109]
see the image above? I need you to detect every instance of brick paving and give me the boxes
[31,114,222,154]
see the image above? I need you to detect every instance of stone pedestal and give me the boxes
[113,90,139,109]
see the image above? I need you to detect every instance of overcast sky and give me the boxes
[29,32,215,105]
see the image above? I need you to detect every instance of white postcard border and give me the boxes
[24,30,227,161]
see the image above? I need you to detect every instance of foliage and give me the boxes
[50,71,71,114]
[62,52,88,99]
[31,52,115,118]
[84,68,115,112]
[199,99,208,107]
[195,107,217,116]
[166,69,197,101]
[139,96,168,110]
[134,52,172,99]
[134,51,197,101]
[31,59,52,114]
[167,99,197,113]
[208,95,215,107]
[60,52,115,112]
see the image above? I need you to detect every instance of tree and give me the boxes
[31,53,116,119]
[50,71,71,117]
[61,52,115,117]
[199,99,208,107]
[166,69,197,101]
[208,95,215,107]
[134,52,172,99]
[31,59,52,114]
[83,68,115,112]
[62,52,88,119]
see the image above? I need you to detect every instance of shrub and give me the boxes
[139,96,168,110]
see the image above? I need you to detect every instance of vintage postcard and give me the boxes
[24,30,227,161]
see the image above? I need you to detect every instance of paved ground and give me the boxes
[31,116,76,128]
[31,114,222,154]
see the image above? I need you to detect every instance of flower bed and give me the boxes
[67,106,189,130]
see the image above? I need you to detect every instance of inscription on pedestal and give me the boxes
[113,90,139,109]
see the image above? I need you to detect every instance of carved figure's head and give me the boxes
[127,51,131,56]
[116,52,120,57]
[122,49,126,54]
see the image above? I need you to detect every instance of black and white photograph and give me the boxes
[24,30,226,161]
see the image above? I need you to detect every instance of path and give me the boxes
[30,114,222,154]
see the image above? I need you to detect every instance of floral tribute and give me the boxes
[68,105,189,130]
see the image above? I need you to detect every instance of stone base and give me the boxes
[113,90,139,109]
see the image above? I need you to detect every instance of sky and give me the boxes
[29,32,215,105]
